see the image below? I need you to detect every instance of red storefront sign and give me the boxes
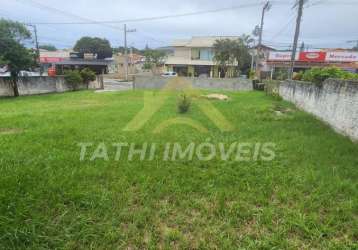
[40,57,64,63]
[298,52,326,62]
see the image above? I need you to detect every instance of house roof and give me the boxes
[254,44,276,51]
[172,39,190,47]
[40,49,73,58]
[171,36,241,48]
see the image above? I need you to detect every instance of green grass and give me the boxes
[0,90,357,249]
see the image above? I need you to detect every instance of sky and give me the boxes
[0,0,357,50]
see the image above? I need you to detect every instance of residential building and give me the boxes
[165,36,240,78]
[252,44,276,79]
[108,53,145,77]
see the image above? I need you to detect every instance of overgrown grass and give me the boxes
[0,90,357,249]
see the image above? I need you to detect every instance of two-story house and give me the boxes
[165,36,240,78]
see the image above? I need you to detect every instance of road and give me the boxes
[96,79,133,92]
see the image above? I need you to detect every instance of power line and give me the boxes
[134,31,168,45]
[25,2,277,25]
[37,36,74,47]
[14,0,123,30]
[269,14,297,41]
[268,0,319,42]
[313,0,358,5]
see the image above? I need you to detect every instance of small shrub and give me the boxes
[293,71,303,81]
[273,68,289,80]
[249,70,255,79]
[302,67,358,84]
[80,68,96,87]
[177,93,191,114]
[64,70,83,90]
[143,62,152,70]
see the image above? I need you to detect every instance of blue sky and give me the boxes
[1,0,357,50]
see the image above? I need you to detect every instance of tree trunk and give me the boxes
[11,77,19,97]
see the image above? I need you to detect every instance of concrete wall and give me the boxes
[279,79,358,141]
[0,76,103,97]
[0,80,14,97]
[134,76,253,91]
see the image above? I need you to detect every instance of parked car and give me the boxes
[0,71,42,77]
[161,72,178,77]
[0,70,42,77]
[0,72,10,77]
[19,71,41,77]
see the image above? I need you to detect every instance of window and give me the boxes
[191,49,200,60]
[200,49,214,61]
[191,48,214,61]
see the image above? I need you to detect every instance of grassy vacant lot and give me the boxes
[0,90,357,249]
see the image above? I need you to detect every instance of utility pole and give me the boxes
[123,24,136,81]
[289,0,305,79]
[258,1,271,48]
[27,24,42,75]
[250,40,257,73]
[256,1,271,79]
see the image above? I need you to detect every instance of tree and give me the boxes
[143,49,166,74]
[232,38,252,75]
[39,44,57,51]
[64,70,83,90]
[0,19,35,97]
[241,33,255,47]
[213,36,252,77]
[213,39,235,77]
[113,46,142,55]
[0,19,31,42]
[80,68,96,88]
[74,37,112,59]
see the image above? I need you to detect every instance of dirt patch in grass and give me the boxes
[0,128,24,135]
[272,104,294,114]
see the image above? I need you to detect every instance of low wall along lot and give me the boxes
[134,76,253,91]
[0,76,103,97]
[280,79,358,141]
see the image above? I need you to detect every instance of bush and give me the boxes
[64,70,83,90]
[302,67,358,84]
[177,93,191,114]
[249,70,255,79]
[273,68,289,80]
[293,71,303,81]
[143,62,152,70]
[80,68,96,87]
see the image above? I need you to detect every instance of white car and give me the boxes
[19,71,41,77]
[0,72,10,77]
[161,72,178,77]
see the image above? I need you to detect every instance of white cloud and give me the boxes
[1,0,357,49]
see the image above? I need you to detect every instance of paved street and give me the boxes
[96,79,133,92]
